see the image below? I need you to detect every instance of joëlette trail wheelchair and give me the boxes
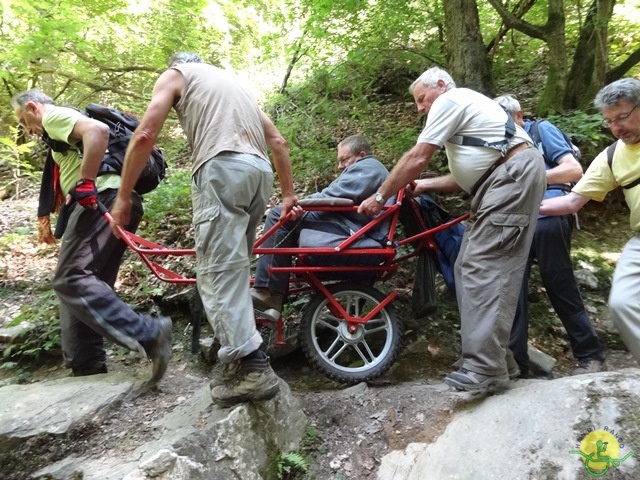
[106,188,468,385]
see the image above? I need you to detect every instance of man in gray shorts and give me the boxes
[111,52,298,407]
[360,67,546,392]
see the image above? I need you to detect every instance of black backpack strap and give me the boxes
[623,177,640,190]
[41,128,72,154]
[606,140,618,170]
[605,140,640,189]
[448,107,516,155]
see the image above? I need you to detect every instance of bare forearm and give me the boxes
[270,141,296,198]
[539,192,590,216]
[118,130,155,198]
[546,154,583,185]
[414,174,461,194]
[378,143,438,200]
[260,110,297,209]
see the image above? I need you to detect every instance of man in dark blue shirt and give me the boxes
[495,94,606,377]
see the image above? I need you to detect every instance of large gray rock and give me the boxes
[32,379,308,480]
[528,343,557,375]
[0,373,145,452]
[378,369,640,480]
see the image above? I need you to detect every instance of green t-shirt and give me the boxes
[42,105,121,195]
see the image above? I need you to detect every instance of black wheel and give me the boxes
[299,283,403,384]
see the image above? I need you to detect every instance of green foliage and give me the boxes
[139,169,193,229]
[3,290,60,365]
[276,451,309,479]
[300,426,322,450]
[546,110,614,160]
[0,127,37,195]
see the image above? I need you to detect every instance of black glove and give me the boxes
[68,178,98,209]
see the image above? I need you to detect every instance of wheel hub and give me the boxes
[339,322,364,342]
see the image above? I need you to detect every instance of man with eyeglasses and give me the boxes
[540,77,640,366]
[251,135,391,321]
[494,94,606,378]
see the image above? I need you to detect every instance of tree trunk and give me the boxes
[564,0,615,110]
[606,46,640,84]
[487,0,568,115]
[443,0,494,96]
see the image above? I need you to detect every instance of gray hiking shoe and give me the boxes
[209,361,240,389]
[444,368,509,391]
[571,359,606,376]
[147,315,172,383]
[210,354,280,407]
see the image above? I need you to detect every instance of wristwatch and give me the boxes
[374,192,385,205]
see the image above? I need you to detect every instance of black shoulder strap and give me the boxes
[41,105,86,155]
[606,140,618,170]
[448,107,516,155]
[41,128,72,154]
[606,140,640,189]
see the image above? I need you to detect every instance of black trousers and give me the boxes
[509,214,605,375]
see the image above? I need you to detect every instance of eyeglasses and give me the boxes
[602,105,638,128]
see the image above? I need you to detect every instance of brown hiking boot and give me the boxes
[250,287,284,321]
[571,359,606,375]
[146,316,172,383]
[210,352,280,407]
[209,360,240,389]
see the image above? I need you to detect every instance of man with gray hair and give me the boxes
[540,77,640,366]
[11,89,171,381]
[111,52,298,407]
[359,67,546,391]
[495,94,605,377]
[252,134,391,320]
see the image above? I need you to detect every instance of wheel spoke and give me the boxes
[327,340,349,362]
[316,314,340,332]
[352,340,375,365]
[301,284,402,382]
[363,319,389,335]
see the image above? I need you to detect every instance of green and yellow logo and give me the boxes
[569,428,636,477]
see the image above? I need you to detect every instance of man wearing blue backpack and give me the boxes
[495,94,606,377]
[11,90,172,381]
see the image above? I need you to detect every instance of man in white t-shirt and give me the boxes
[111,52,298,407]
[540,77,640,366]
[359,67,546,391]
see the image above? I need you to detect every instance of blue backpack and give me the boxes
[416,194,465,293]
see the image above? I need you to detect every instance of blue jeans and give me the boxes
[54,189,157,369]
[509,214,605,375]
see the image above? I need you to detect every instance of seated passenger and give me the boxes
[252,135,391,320]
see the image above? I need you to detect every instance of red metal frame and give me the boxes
[106,189,469,345]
